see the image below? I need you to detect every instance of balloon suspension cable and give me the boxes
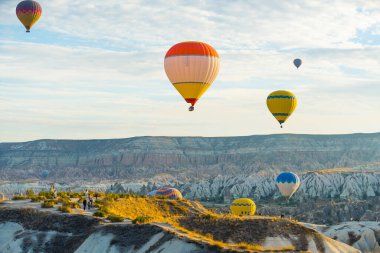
[189,106,194,112]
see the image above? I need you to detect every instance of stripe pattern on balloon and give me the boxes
[275,172,300,199]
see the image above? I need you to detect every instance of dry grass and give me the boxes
[101,197,304,252]
[172,225,296,252]
[12,195,27,200]
[102,197,193,223]
[58,205,72,213]
[309,168,354,173]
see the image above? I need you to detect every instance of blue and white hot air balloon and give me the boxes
[275,172,300,199]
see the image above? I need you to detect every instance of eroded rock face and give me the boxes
[0,208,358,253]
[1,133,380,181]
[180,172,380,202]
[180,172,380,225]
[0,208,219,253]
[321,222,380,253]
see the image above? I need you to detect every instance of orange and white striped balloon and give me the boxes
[164,41,220,111]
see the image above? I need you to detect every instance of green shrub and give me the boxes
[108,214,124,222]
[68,192,82,198]
[70,202,80,209]
[93,202,102,208]
[30,196,40,202]
[57,197,70,204]
[57,192,69,198]
[12,195,26,200]
[200,213,218,221]
[25,189,35,198]
[58,205,72,213]
[105,193,119,201]
[132,216,152,224]
[38,191,54,199]
[93,211,106,217]
[61,200,80,209]
[41,200,55,208]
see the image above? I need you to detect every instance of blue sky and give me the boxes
[1,0,380,141]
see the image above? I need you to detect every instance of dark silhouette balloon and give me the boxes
[293,58,302,69]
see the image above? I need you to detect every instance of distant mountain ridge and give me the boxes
[0,133,380,181]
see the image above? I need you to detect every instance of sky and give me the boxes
[1,0,380,142]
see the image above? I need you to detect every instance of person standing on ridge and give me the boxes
[89,198,93,209]
[83,199,87,210]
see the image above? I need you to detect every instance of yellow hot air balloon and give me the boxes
[164,41,220,111]
[267,90,297,128]
[230,198,256,216]
[16,0,42,32]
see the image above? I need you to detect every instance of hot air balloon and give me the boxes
[266,90,297,128]
[164,41,220,111]
[275,172,300,199]
[230,198,256,216]
[40,169,49,179]
[293,58,302,69]
[16,0,42,32]
[148,187,183,200]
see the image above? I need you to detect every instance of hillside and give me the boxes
[0,196,359,253]
[1,133,380,181]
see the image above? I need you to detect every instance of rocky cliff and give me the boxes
[1,133,380,181]
[305,221,380,253]
[180,170,380,201]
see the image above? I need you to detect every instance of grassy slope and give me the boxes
[102,197,329,252]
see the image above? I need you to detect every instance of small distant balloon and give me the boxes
[16,0,42,32]
[293,58,302,69]
[40,170,49,179]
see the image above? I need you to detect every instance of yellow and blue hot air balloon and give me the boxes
[164,41,220,111]
[16,0,42,32]
[275,172,300,199]
[266,90,297,128]
[230,198,256,216]
[148,187,183,200]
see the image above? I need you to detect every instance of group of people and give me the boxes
[82,190,94,211]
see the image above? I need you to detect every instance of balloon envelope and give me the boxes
[293,58,302,68]
[16,0,42,32]
[230,198,256,216]
[275,172,300,198]
[266,90,297,127]
[148,187,182,200]
[40,170,49,178]
[164,41,220,108]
